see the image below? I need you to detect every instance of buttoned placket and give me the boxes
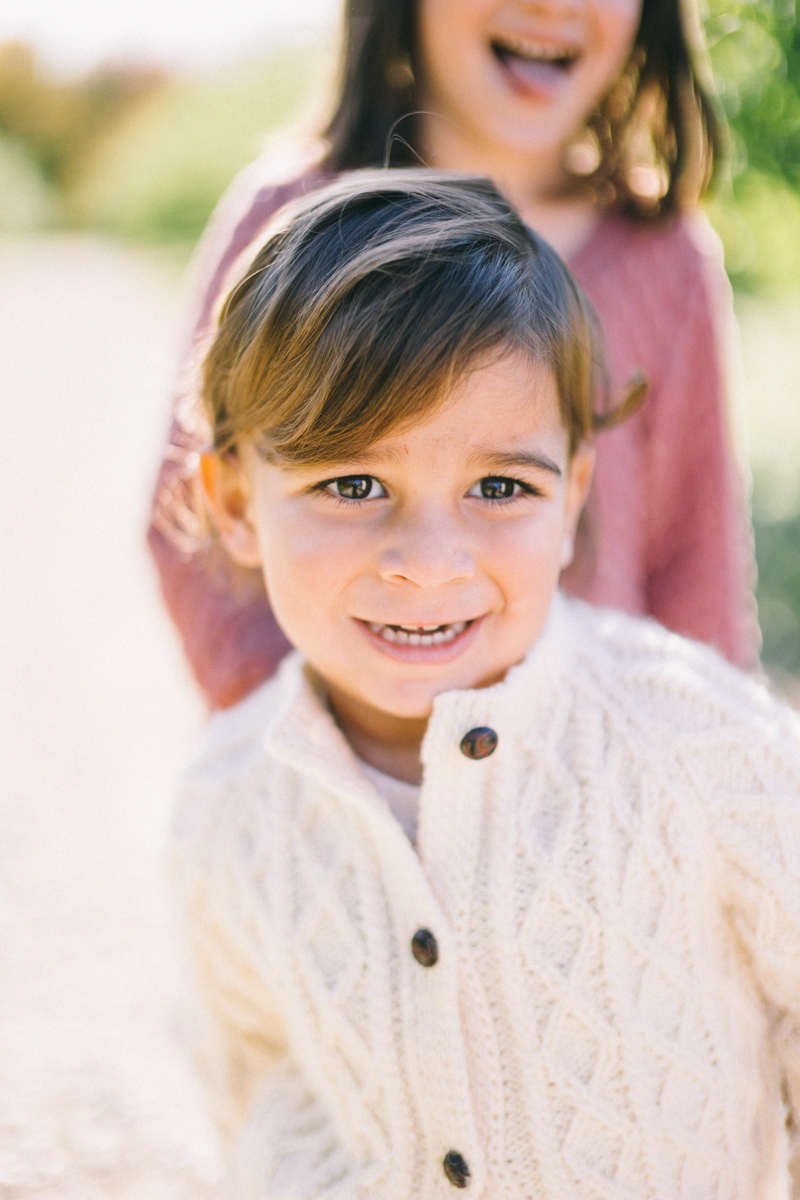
[261,597,569,1197]
[265,660,486,1197]
[411,607,568,1193]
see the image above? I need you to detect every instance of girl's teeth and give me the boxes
[496,37,576,63]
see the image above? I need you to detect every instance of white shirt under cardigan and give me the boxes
[173,594,800,1200]
[357,759,420,844]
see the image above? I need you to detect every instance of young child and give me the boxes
[174,172,800,1200]
[150,0,758,714]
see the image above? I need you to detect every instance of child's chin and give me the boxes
[366,674,479,720]
[368,689,438,721]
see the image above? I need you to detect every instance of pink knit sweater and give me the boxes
[148,165,758,710]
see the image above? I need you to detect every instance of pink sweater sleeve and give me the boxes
[641,242,758,668]
[567,214,759,671]
[147,166,326,709]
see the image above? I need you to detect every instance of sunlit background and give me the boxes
[0,0,798,1193]
[0,0,339,71]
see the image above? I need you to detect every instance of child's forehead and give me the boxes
[271,353,567,477]
[364,353,564,450]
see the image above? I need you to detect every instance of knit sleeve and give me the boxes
[641,227,759,670]
[147,158,326,710]
[710,713,800,1183]
[174,779,289,1144]
[183,888,289,1146]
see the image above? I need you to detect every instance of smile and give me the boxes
[490,35,580,92]
[367,620,471,646]
[491,35,580,71]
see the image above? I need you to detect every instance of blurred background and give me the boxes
[0,0,797,1194]
[1,0,797,665]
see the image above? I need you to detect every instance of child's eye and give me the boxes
[467,477,530,500]
[325,475,387,501]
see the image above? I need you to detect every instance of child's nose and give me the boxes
[377,510,475,589]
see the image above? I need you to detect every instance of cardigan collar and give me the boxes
[263,591,576,802]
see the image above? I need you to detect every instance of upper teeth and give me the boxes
[368,621,468,646]
[495,37,577,63]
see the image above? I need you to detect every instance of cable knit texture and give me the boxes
[148,159,757,710]
[174,595,800,1200]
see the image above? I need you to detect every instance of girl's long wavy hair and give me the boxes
[321,0,722,219]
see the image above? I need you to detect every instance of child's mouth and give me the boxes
[366,620,472,646]
[491,36,580,92]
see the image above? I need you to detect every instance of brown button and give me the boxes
[443,1151,470,1188]
[459,727,497,759]
[411,928,438,967]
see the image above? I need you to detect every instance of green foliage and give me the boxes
[0,41,162,191]
[705,6,800,669]
[753,508,800,671]
[706,0,800,186]
[70,47,325,242]
[734,295,800,672]
[706,170,800,290]
[705,0,800,292]
[0,130,60,231]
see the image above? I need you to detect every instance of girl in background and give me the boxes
[150,0,757,711]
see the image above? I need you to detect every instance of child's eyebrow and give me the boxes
[474,451,562,477]
[294,449,562,478]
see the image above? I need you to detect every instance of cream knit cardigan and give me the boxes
[173,594,800,1200]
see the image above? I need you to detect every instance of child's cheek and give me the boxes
[477,504,567,598]
[258,504,369,628]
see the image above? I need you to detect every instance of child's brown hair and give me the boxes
[203,170,644,463]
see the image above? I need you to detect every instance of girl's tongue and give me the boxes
[493,43,576,94]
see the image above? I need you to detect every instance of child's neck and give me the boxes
[325,682,426,787]
[417,119,601,261]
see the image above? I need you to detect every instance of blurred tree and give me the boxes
[707,0,800,188]
[705,0,800,290]
[0,41,163,191]
[707,3,800,676]
[71,46,326,242]
[0,131,58,231]
[753,508,800,672]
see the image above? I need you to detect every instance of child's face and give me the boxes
[417,0,641,174]
[206,353,593,723]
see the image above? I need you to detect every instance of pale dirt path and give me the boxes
[0,235,225,1197]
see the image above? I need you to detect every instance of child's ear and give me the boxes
[200,451,263,569]
[561,442,595,569]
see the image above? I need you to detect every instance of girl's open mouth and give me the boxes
[491,36,580,92]
[366,620,473,646]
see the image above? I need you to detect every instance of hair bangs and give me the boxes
[203,172,641,470]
